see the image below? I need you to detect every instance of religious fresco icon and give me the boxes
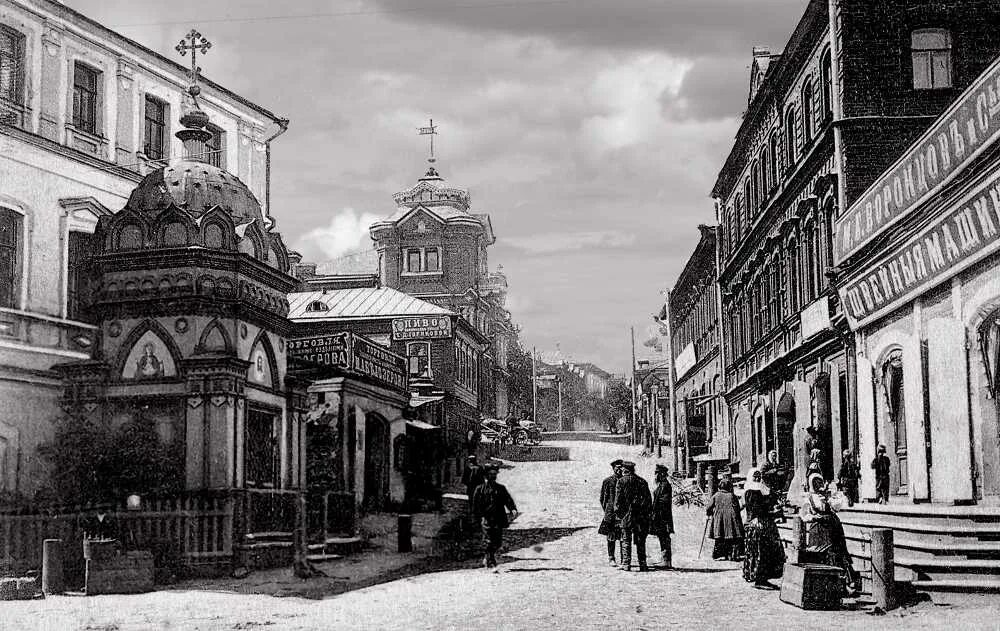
[121,330,177,380]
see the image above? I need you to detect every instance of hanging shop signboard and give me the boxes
[289,332,408,391]
[834,55,1000,265]
[839,164,1000,329]
[392,316,453,340]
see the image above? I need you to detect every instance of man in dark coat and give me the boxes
[614,461,651,571]
[472,463,518,569]
[462,455,485,528]
[650,464,674,569]
[598,459,623,565]
[871,444,891,503]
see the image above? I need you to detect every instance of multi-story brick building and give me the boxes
[369,160,515,421]
[714,0,1000,496]
[665,225,724,476]
[0,0,287,497]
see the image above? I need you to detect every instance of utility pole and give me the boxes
[663,288,679,472]
[630,327,638,446]
[557,375,563,431]
[531,346,538,424]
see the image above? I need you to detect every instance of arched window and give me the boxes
[912,29,952,89]
[734,195,744,242]
[760,148,770,199]
[769,132,780,186]
[803,220,818,301]
[801,79,814,143]
[776,247,787,321]
[0,206,23,308]
[118,223,143,250]
[751,162,762,214]
[743,179,753,223]
[161,222,187,247]
[821,48,833,120]
[787,239,800,312]
[785,107,797,168]
[979,310,1000,400]
[204,223,225,249]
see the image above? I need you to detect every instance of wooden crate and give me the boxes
[779,562,842,610]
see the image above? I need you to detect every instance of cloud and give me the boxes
[504,230,636,254]
[293,208,381,260]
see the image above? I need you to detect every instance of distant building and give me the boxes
[664,225,724,477]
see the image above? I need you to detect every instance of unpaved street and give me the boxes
[2,440,999,630]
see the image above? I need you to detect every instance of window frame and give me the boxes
[142,94,168,161]
[911,28,953,90]
[801,78,814,143]
[0,25,26,110]
[785,107,797,170]
[66,230,94,322]
[72,62,101,135]
[402,246,443,275]
[205,123,226,168]
[821,48,833,121]
[0,205,23,310]
[406,341,431,377]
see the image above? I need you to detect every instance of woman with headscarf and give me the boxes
[801,473,861,596]
[705,478,743,561]
[742,467,785,589]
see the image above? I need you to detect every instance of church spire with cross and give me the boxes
[417,118,443,181]
[174,29,214,163]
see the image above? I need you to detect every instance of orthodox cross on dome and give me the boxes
[417,118,438,164]
[175,29,212,91]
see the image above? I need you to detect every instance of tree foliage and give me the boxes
[37,410,184,505]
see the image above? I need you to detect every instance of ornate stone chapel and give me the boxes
[57,89,303,495]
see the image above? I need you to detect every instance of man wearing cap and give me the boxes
[614,461,652,571]
[462,455,486,529]
[598,459,623,565]
[871,445,891,504]
[472,463,518,570]
[650,464,674,569]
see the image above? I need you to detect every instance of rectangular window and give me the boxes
[912,29,952,90]
[67,231,93,322]
[143,96,167,160]
[0,27,25,110]
[425,248,440,272]
[406,249,422,272]
[72,63,100,134]
[245,409,279,489]
[0,207,21,309]
[406,342,430,377]
[206,124,226,168]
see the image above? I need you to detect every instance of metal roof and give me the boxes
[288,286,453,321]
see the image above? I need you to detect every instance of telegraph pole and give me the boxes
[557,375,563,431]
[664,288,679,472]
[630,327,638,446]
[531,346,538,423]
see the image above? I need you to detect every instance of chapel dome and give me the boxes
[125,160,265,224]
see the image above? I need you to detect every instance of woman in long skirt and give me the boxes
[706,479,743,561]
[742,468,786,589]
[802,473,861,595]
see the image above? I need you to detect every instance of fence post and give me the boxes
[788,516,805,564]
[870,528,896,611]
[41,539,64,595]
[398,514,413,553]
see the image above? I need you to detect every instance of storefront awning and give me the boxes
[410,394,445,408]
[406,420,440,431]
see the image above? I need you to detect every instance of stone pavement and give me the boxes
[2,441,1000,630]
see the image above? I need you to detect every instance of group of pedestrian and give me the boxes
[599,459,674,572]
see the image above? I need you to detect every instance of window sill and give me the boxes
[401,271,443,277]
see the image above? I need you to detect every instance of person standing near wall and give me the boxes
[871,445,891,504]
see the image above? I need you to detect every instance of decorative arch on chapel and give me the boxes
[113,318,184,382]
[247,330,280,390]
[197,318,234,354]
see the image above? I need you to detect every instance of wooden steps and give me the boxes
[776,504,1000,593]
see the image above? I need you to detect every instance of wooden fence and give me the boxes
[0,491,235,581]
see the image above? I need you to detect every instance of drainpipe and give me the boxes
[264,118,291,222]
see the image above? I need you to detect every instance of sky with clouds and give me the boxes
[67,0,807,373]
